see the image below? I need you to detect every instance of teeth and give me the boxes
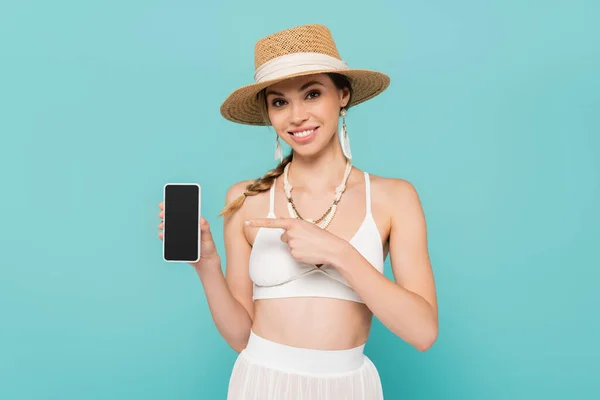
[292,129,314,137]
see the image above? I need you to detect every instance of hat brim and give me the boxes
[220,69,390,126]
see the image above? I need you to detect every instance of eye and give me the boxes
[306,90,321,99]
[272,99,287,107]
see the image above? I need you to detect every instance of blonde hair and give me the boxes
[219,73,352,217]
[219,153,293,217]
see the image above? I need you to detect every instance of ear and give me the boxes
[339,87,351,109]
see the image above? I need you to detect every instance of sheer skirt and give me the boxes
[227,331,383,400]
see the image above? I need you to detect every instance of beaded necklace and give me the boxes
[282,160,352,230]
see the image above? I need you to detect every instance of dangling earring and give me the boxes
[274,135,283,163]
[339,108,352,160]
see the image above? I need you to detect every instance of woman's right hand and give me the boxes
[158,201,221,269]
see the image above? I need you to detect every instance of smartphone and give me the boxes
[162,183,201,263]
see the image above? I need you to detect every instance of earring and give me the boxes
[274,135,283,163]
[339,108,352,160]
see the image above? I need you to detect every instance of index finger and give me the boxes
[245,218,293,229]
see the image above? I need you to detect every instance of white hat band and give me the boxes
[254,52,348,83]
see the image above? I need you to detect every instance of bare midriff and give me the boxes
[251,297,373,350]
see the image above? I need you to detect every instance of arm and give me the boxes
[195,181,255,353]
[332,179,438,351]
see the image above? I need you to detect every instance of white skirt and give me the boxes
[227,331,384,400]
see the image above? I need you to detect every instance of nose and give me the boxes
[290,101,309,125]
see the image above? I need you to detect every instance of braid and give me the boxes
[219,153,293,217]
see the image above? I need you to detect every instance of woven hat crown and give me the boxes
[254,24,342,70]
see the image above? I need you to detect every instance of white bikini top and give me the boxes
[248,171,385,303]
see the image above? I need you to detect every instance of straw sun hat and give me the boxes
[219,24,390,126]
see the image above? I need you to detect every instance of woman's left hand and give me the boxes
[245,217,347,267]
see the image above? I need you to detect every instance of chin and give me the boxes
[292,145,328,158]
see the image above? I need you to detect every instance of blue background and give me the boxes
[2,0,599,398]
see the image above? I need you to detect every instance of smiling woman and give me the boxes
[158,23,438,400]
[266,75,350,153]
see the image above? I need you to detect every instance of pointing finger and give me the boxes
[245,218,293,229]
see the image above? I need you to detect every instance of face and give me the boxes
[264,73,350,158]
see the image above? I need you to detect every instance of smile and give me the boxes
[292,129,314,137]
[288,126,319,143]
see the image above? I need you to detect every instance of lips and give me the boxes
[288,126,319,143]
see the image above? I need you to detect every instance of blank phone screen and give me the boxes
[163,184,200,262]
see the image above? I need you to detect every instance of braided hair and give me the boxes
[219,153,292,217]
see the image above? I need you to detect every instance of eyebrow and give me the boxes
[265,81,324,97]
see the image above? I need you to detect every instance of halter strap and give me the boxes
[268,178,276,216]
[364,172,372,215]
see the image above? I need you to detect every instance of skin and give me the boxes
[157,73,438,352]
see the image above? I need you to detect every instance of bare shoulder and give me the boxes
[225,179,252,202]
[224,178,271,219]
[367,173,422,213]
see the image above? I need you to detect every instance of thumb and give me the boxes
[199,217,220,261]
[200,217,215,243]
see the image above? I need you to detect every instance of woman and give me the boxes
[158,24,438,399]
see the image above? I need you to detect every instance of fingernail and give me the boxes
[244,220,250,226]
